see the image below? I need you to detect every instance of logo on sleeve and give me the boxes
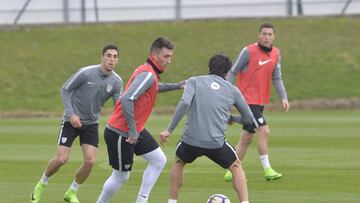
[258,59,272,66]
[210,82,220,90]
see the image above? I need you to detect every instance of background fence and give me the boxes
[0,0,359,25]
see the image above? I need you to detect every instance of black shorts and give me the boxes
[104,127,159,171]
[175,141,237,169]
[243,105,267,133]
[57,121,99,148]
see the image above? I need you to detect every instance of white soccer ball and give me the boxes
[206,194,231,203]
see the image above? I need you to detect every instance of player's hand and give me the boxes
[179,80,187,89]
[126,136,138,144]
[282,99,290,112]
[159,130,171,145]
[70,114,82,128]
[227,115,235,126]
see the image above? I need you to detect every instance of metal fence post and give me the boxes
[287,0,293,16]
[63,0,69,23]
[94,0,99,22]
[297,0,303,16]
[175,0,181,20]
[81,0,86,23]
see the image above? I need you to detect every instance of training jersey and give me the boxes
[227,43,287,105]
[107,64,159,138]
[167,74,255,149]
[61,64,122,125]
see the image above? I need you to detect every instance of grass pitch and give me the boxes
[0,110,359,202]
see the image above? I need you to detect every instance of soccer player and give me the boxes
[159,54,256,203]
[96,37,185,203]
[30,44,123,203]
[224,23,290,182]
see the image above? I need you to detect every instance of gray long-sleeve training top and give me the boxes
[61,65,122,125]
[226,47,288,101]
[166,74,256,149]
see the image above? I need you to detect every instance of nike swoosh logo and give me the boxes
[87,81,95,85]
[258,59,272,66]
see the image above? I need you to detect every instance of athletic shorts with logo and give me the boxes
[104,127,159,171]
[57,121,99,148]
[243,104,267,133]
[175,140,237,169]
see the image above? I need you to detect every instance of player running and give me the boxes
[30,44,122,203]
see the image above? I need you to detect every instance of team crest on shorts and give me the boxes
[106,84,113,93]
[258,117,264,124]
[61,137,67,143]
[124,164,131,169]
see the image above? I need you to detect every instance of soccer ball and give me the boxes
[207,194,231,203]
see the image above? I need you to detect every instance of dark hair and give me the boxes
[208,53,232,78]
[102,44,119,55]
[150,37,175,53]
[259,23,275,33]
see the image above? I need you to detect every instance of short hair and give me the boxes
[259,23,275,33]
[150,37,175,53]
[102,44,119,55]
[208,53,232,76]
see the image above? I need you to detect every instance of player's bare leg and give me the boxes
[30,146,70,202]
[257,125,270,156]
[74,144,97,184]
[169,157,185,201]
[64,144,97,203]
[236,131,254,160]
[45,146,71,176]
[257,125,282,180]
[224,131,253,182]
[229,159,249,202]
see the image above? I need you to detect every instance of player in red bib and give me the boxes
[96,37,185,203]
[224,23,290,181]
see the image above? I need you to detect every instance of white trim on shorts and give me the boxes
[225,141,239,160]
[57,121,65,145]
[175,140,182,152]
[117,135,123,171]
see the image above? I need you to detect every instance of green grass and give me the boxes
[1,111,359,202]
[1,17,360,112]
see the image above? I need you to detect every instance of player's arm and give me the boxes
[272,51,290,112]
[231,87,258,128]
[226,47,250,84]
[121,72,155,143]
[61,68,87,127]
[112,78,123,105]
[158,80,186,93]
[159,77,195,143]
